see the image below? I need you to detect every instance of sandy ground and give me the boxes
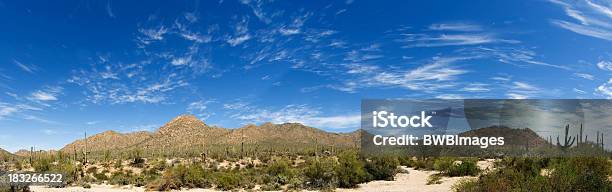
[337,167,475,192]
[30,160,495,192]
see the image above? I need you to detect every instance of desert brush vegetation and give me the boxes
[1,118,611,191]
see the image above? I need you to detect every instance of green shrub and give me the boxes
[451,178,478,192]
[184,165,212,188]
[304,158,336,189]
[33,158,51,172]
[549,157,612,192]
[109,172,133,186]
[265,158,294,186]
[335,151,368,188]
[452,157,612,192]
[448,160,479,177]
[365,155,399,181]
[427,174,442,185]
[214,172,241,191]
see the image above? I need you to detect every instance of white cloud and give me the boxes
[597,60,612,71]
[13,59,39,74]
[227,34,251,46]
[506,81,540,99]
[187,100,215,119]
[468,47,570,70]
[573,88,586,94]
[130,124,160,132]
[240,0,272,24]
[574,73,595,80]
[223,102,250,110]
[137,26,168,46]
[26,90,55,102]
[42,129,57,135]
[106,0,115,18]
[0,104,18,119]
[491,75,512,81]
[436,94,464,99]
[28,87,62,102]
[507,93,529,99]
[228,103,360,130]
[398,34,508,48]
[24,115,58,124]
[513,82,538,91]
[461,83,490,92]
[552,20,612,40]
[428,23,482,31]
[596,78,612,98]
[550,0,612,41]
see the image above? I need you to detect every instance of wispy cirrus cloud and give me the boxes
[13,59,39,74]
[226,103,360,130]
[428,22,483,32]
[549,0,612,41]
[187,100,216,119]
[574,72,595,80]
[507,81,540,99]
[394,23,518,48]
[28,86,62,102]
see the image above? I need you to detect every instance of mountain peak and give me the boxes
[157,114,207,135]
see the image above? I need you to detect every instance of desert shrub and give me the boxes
[549,157,612,192]
[447,160,479,177]
[451,178,479,192]
[426,174,442,185]
[265,158,294,187]
[86,166,98,174]
[109,172,130,185]
[398,156,416,167]
[365,155,399,181]
[93,172,109,181]
[82,183,91,188]
[113,159,122,169]
[335,151,368,188]
[0,185,30,192]
[303,158,336,189]
[412,157,436,170]
[50,161,77,185]
[453,157,612,192]
[184,165,212,188]
[214,172,241,191]
[33,158,51,172]
[146,165,187,191]
[433,157,454,172]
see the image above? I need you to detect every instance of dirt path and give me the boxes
[337,167,474,192]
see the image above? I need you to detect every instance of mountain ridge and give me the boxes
[60,114,359,154]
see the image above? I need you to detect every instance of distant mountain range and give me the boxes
[60,115,359,154]
[8,115,555,156]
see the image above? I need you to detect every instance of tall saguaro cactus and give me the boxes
[557,124,576,150]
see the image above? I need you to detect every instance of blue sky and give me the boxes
[0,0,611,152]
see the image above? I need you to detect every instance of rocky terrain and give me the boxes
[60,115,359,154]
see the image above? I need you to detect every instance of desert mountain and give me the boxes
[60,130,152,153]
[0,148,11,156]
[61,114,359,154]
[14,149,30,157]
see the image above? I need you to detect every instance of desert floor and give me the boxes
[30,160,495,192]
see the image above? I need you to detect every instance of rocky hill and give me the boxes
[0,148,11,155]
[60,130,152,153]
[61,114,359,154]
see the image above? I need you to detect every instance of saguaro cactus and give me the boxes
[557,124,576,150]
